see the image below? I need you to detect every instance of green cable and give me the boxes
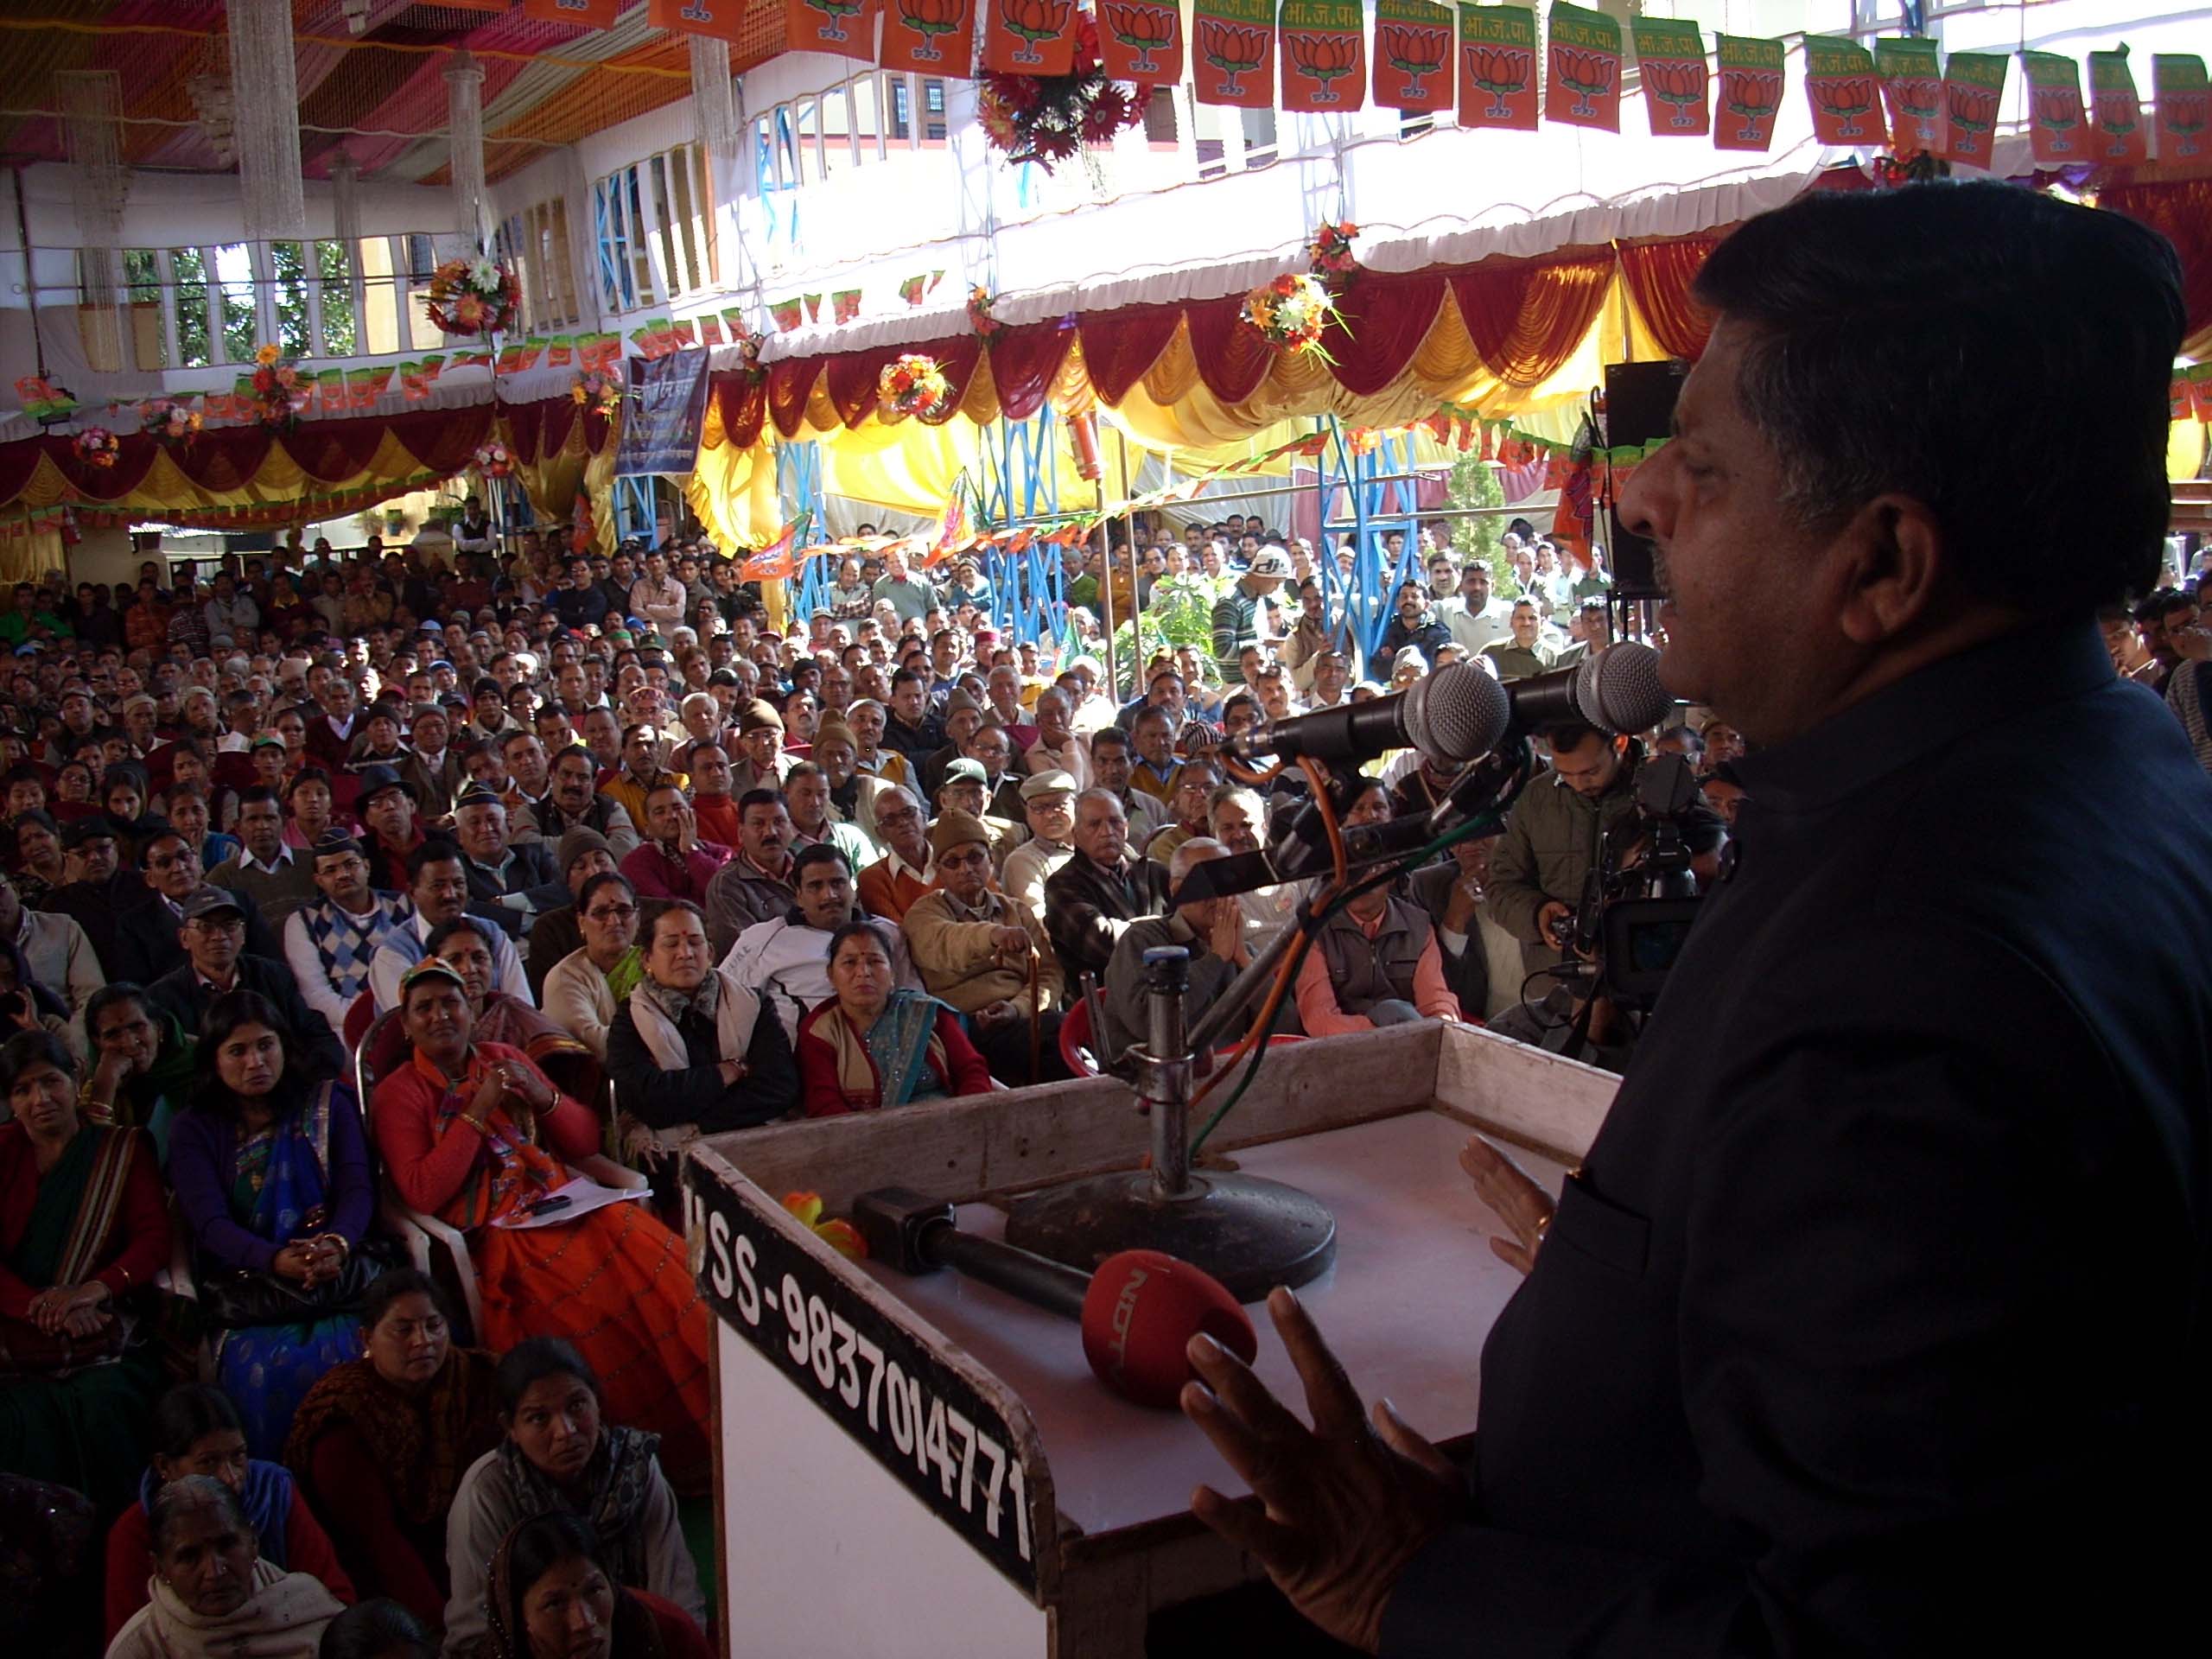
[1185,793,1522,1158]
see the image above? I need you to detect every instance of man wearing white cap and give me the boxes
[1000,771,1077,917]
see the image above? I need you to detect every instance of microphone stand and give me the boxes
[1004,747,1531,1301]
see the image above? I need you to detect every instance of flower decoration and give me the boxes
[137,397,203,447]
[968,284,1003,339]
[474,439,514,480]
[731,320,766,383]
[427,254,522,338]
[1306,221,1359,290]
[248,345,311,430]
[878,353,953,421]
[570,371,624,418]
[782,1192,868,1260]
[1240,272,1340,365]
[72,427,122,469]
[977,10,1145,172]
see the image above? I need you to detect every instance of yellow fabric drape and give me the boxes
[3,427,453,518]
[510,410,618,557]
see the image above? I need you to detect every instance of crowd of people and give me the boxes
[0,476,2204,1659]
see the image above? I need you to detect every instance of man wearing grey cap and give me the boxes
[1000,770,1077,917]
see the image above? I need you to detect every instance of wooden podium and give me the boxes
[681,1020,1618,1657]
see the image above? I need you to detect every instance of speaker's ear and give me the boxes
[1613,734,1631,758]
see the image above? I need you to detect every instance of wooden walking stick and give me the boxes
[1027,948,1042,1084]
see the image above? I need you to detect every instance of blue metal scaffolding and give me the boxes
[778,439,834,617]
[1311,415,1425,670]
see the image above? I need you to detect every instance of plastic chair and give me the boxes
[340,989,377,1052]
[354,1009,645,1344]
[1058,997,1101,1078]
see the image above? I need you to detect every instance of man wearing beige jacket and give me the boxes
[900,808,1069,1084]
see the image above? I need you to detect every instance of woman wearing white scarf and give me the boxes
[105,1475,343,1659]
[603,900,800,1139]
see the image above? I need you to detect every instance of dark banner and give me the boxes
[615,349,710,476]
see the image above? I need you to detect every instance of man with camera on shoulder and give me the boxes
[1486,721,1722,979]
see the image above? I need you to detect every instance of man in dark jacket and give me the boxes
[1044,786,1169,984]
[1177,184,2212,1657]
[146,886,346,1081]
[111,823,283,985]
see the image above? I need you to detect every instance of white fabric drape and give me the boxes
[444,49,488,251]
[226,0,306,241]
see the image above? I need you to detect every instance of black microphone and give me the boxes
[1236,660,1510,766]
[1503,642,1672,736]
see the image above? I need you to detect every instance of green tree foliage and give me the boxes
[1446,451,1509,585]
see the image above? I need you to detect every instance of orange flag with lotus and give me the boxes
[1279,0,1364,112]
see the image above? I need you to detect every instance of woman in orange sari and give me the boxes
[366,961,710,1490]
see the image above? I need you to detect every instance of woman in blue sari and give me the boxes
[168,991,375,1458]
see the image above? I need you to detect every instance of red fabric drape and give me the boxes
[986,321,1075,421]
[2102,177,2212,352]
[716,375,766,449]
[1182,296,1277,404]
[766,358,822,439]
[824,348,896,428]
[1325,272,1449,397]
[1618,235,1719,361]
[1077,306,1183,404]
[43,437,163,500]
[0,440,44,507]
[1449,251,1615,388]
[280,418,389,483]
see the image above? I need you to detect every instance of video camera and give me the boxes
[1567,753,1706,1007]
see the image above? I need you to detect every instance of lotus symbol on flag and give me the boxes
[1000,0,1071,66]
[1553,48,1614,118]
[2031,84,2082,150]
[804,0,865,41]
[1893,74,1941,122]
[1945,81,1999,153]
[1643,57,1706,129]
[1198,20,1268,95]
[1102,1,1176,74]
[1463,44,1533,117]
[1285,30,1358,103]
[2167,90,2209,156]
[1811,73,1877,138]
[1379,23,1448,99]
[1722,70,1782,139]
[2099,89,2140,143]
[899,0,965,59]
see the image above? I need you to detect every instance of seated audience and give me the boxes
[540,873,643,1061]
[851,785,933,923]
[520,829,620,1001]
[479,1511,709,1659]
[207,788,319,927]
[998,771,1077,915]
[1100,839,1258,1066]
[901,810,1067,1085]
[105,1474,345,1659]
[699,789,797,958]
[796,921,991,1116]
[368,961,712,1480]
[317,1599,435,1659]
[0,1029,172,1515]
[443,1340,705,1659]
[1043,787,1169,986]
[724,842,912,1044]
[104,1382,354,1642]
[168,991,374,1454]
[284,1273,501,1632]
[366,842,530,1014]
[79,982,194,1158]
[606,900,798,1136]
[282,833,409,1041]
[1294,872,1463,1034]
[146,887,346,1083]
[620,782,729,905]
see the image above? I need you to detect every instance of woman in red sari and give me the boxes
[366,961,710,1488]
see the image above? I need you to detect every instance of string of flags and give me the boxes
[745,0,2206,168]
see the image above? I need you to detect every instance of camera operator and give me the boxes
[1485,721,1721,977]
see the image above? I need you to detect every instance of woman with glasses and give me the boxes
[541,874,644,1061]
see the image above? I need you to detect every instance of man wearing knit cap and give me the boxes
[810,717,896,845]
[729,698,790,797]
[521,825,621,999]
[920,686,986,801]
[902,808,1069,1086]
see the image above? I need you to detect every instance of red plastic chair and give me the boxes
[1058,998,1101,1078]
[340,988,377,1052]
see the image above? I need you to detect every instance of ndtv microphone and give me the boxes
[1079,1249,1258,1409]
[855,1189,1257,1409]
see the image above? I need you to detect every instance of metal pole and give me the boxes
[1119,426,1141,659]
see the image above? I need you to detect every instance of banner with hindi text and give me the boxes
[616,351,710,478]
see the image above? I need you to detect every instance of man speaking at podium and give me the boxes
[1179,182,2212,1655]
